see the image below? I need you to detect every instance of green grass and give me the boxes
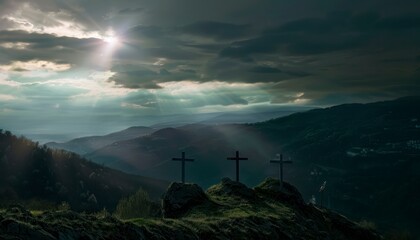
[0,181,382,240]
[129,188,295,238]
[0,208,44,216]
[30,210,44,216]
[184,191,293,220]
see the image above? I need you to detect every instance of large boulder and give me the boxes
[254,178,305,205]
[162,182,208,218]
[207,177,256,200]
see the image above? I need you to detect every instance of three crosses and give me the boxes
[171,151,292,184]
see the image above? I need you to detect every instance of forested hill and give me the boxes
[253,96,420,162]
[250,96,420,233]
[0,130,168,212]
[84,96,420,234]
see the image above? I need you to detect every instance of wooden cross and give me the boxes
[172,152,194,183]
[270,153,292,187]
[227,151,248,182]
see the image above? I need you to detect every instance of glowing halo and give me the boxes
[103,36,119,46]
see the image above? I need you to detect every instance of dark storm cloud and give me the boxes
[0,30,104,68]
[119,7,144,15]
[248,66,311,77]
[146,47,200,60]
[109,67,199,89]
[184,93,248,107]
[125,25,165,40]
[220,11,420,60]
[219,37,277,61]
[181,21,251,40]
[249,66,282,74]
[6,1,414,97]
[219,13,363,59]
[375,15,420,30]
[0,31,101,49]
[123,89,249,109]
[109,70,164,89]
[116,25,203,62]
[202,58,310,84]
[1,0,420,106]
[210,8,420,104]
[182,43,226,53]
[109,66,198,89]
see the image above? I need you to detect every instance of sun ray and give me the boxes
[104,36,119,45]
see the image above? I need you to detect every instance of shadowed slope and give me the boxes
[0,178,381,240]
[0,130,168,212]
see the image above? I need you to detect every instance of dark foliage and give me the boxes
[114,188,154,219]
[0,179,382,240]
[0,130,168,212]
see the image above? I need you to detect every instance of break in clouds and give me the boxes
[0,0,419,137]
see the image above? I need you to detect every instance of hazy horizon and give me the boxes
[3,95,417,144]
[13,104,314,143]
[1,0,419,142]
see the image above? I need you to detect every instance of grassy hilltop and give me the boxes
[0,178,381,240]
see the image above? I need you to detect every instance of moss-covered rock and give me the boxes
[207,177,256,200]
[254,177,305,205]
[162,182,209,218]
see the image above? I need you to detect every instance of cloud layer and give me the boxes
[0,0,419,138]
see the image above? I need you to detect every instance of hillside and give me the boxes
[46,126,155,155]
[251,96,420,231]
[84,96,420,234]
[0,178,381,240]
[0,130,168,212]
[43,110,304,155]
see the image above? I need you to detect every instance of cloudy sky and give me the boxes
[0,0,419,141]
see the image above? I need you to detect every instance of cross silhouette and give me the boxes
[227,151,248,182]
[270,153,292,187]
[172,152,194,183]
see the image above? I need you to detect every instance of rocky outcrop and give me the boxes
[206,177,256,200]
[254,177,305,205]
[0,180,382,240]
[162,182,209,218]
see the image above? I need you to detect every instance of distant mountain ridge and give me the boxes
[46,126,155,155]
[83,96,420,234]
[44,109,308,155]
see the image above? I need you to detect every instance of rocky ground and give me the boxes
[0,178,381,240]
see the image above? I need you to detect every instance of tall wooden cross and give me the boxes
[227,151,248,182]
[270,153,292,187]
[172,152,194,183]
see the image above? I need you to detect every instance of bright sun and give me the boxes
[104,36,119,45]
